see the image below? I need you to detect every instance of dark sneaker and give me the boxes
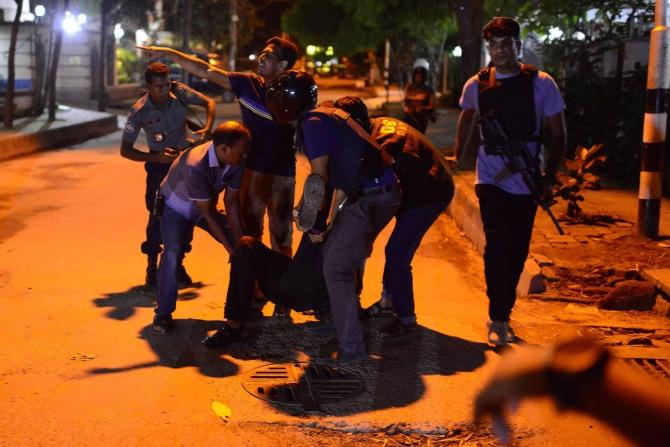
[359,300,395,320]
[487,321,517,346]
[145,255,158,288]
[295,174,325,231]
[201,323,244,348]
[176,264,193,287]
[379,318,417,339]
[151,314,174,334]
[272,304,291,319]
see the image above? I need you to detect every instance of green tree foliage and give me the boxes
[517,1,654,184]
[283,0,452,87]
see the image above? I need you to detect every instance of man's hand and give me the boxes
[154,147,179,164]
[136,45,171,60]
[307,229,326,243]
[192,128,211,142]
[475,344,553,444]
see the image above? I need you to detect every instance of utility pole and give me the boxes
[639,0,670,238]
[229,0,238,72]
[181,0,191,83]
[383,39,390,104]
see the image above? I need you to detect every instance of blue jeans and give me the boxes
[156,206,233,317]
[323,188,402,355]
[382,200,450,323]
[142,162,192,256]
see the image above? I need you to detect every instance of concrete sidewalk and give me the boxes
[0,107,118,162]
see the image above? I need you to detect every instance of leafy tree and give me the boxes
[283,0,451,89]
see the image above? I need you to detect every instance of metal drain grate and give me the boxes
[623,358,670,383]
[242,362,366,409]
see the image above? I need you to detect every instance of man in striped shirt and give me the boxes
[152,121,250,334]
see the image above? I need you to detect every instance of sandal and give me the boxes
[359,300,395,319]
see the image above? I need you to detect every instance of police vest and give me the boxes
[477,63,539,144]
[301,106,387,195]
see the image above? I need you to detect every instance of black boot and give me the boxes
[145,254,158,288]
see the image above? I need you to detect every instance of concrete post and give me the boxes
[639,0,670,238]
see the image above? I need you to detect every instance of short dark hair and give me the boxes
[333,96,371,131]
[212,121,251,148]
[483,17,521,40]
[266,37,299,69]
[145,62,171,84]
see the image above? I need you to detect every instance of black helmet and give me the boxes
[266,70,318,123]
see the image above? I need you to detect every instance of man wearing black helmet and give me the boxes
[266,70,401,362]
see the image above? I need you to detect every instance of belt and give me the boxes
[359,183,400,196]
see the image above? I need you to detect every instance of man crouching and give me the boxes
[152,121,250,333]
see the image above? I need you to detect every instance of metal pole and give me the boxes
[639,0,670,238]
[229,0,238,72]
[181,0,191,83]
[384,38,390,104]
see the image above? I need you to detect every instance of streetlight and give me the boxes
[114,23,125,42]
[62,11,81,34]
[34,4,46,17]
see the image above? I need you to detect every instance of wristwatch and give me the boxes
[545,337,611,409]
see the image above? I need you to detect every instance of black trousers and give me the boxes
[224,238,292,322]
[475,184,537,322]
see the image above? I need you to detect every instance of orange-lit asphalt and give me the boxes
[0,104,631,446]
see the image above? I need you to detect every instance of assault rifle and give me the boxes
[478,110,565,235]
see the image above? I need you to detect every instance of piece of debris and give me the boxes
[211,400,232,422]
[627,336,654,346]
[530,253,554,266]
[564,303,601,315]
[598,280,657,311]
[541,266,559,282]
[70,353,97,361]
[517,258,545,296]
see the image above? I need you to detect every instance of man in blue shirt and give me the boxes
[121,62,215,289]
[138,38,299,260]
[267,71,402,362]
[152,121,250,333]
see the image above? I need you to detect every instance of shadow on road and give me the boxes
[204,316,490,415]
[87,318,238,378]
[92,283,205,320]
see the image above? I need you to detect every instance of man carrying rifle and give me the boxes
[454,17,566,346]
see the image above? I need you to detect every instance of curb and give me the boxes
[0,108,118,162]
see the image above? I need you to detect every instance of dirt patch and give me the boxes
[531,221,670,302]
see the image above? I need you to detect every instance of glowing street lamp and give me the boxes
[114,23,125,41]
[34,4,46,17]
[62,11,81,34]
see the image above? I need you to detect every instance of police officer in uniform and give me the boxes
[454,17,566,346]
[121,62,216,288]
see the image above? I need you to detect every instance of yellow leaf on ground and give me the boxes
[211,401,232,421]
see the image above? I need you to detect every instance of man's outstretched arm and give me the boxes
[137,45,231,90]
